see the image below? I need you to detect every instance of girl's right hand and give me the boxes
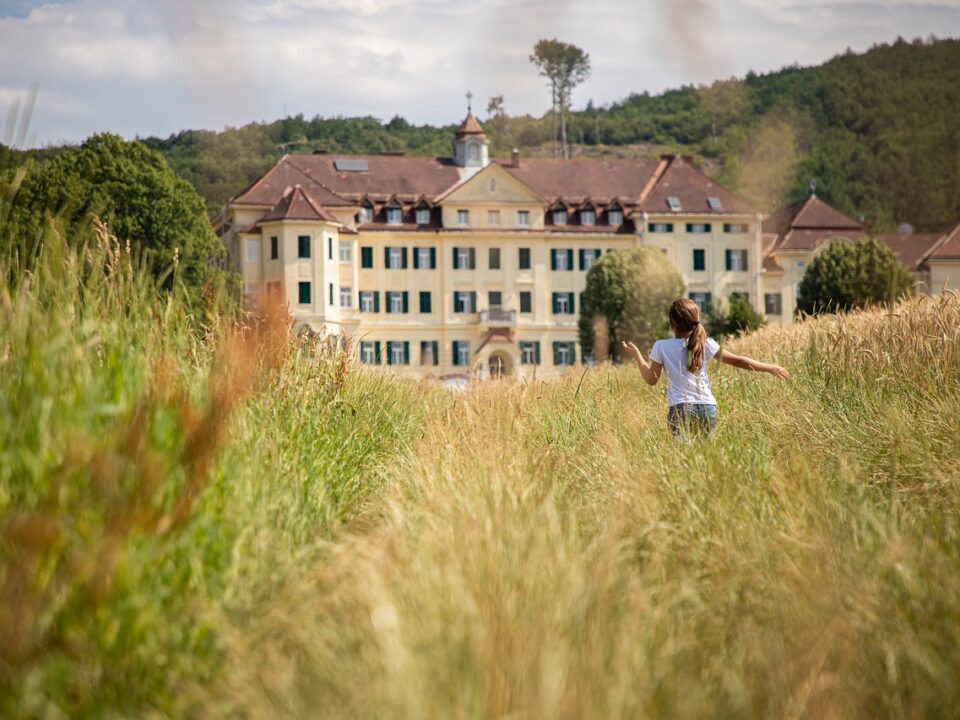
[620,340,643,362]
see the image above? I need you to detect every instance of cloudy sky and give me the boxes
[1,0,959,148]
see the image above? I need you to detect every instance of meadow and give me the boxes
[2,229,959,718]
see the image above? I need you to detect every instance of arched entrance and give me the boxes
[488,352,511,379]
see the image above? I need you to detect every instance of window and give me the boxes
[489,247,501,270]
[328,237,333,260]
[488,209,501,226]
[419,291,432,313]
[359,204,374,224]
[648,223,674,233]
[553,342,576,366]
[725,249,748,271]
[580,207,595,226]
[266,281,281,301]
[386,204,402,225]
[339,241,352,264]
[298,282,311,305]
[360,341,378,365]
[520,341,540,365]
[339,287,353,308]
[454,291,477,314]
[730,291,749,303]
[386,291,408,314]
[453,247,475,270]
[246,239,261,263]
[686,223,712,234]
[386,246,406,269]
[707,197,723,211]
[387,341,408,366]
[414,246,436,269]
[270,236,279,260]
[667,196,682,212]
[359,291,378,313]
[488,291,502,309]
[579,249,600,271]
[329,283,334,305]
[552,208,568,225]
[453,341,471,367]
[724,223,749,233]
[361,246,374,268]
[519,291,532,314]
[764,293,783,315]
[608,208,623,225]
[457,209,470,226]
[517,210,530,227]
[552,292,575,314]
[416,207,431,225]
[693,249,706,272]
[518,247,531,270]
[298,235,311,259]
[795,260,806,270]
[689,292,712,313]
[551,248,573,271]
[420,340,439,366]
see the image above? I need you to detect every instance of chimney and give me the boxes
[511,148,520,168]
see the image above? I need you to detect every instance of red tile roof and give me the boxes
[928,222,960,260]
[456,112,486,137]
[232,157,353,207]
[776,228,865,252]
[260,184,340,224]
[500,157,660,205]
[875,233,944,270]
[639,156,758,215]
[790,196,865,230]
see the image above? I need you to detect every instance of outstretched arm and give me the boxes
[620,341,662,386]
[718,349,790,379]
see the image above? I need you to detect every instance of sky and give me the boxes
[1,0,959,148]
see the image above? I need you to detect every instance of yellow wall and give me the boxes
[929,261,960,294]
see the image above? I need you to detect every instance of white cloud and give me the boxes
[0,0,958,147]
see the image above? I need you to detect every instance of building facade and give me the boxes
[216,112,960,379]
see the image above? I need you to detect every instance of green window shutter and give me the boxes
[403,291,409,313]
[742,250,748,270]
[403,342,410,365]
[569,293,576,313]
[705,292,713,313]
[553,342,560,365]
[432,341,439,364]
[374,341,382,364]
[578,249,585,270]
[469,248,476,269]
[430,247,437,269]
[402,247,408,269]
[550,250,557,271]
[412,247,419,269]
[535,342,541,365]
[704,224,712,233]
[328,237,333,259]
[725,249,732,271]
[570,343,576,365]
[453,249,459,270]
[552,293,559,314]
[361,246,373,268]
[384,247,391,267]
[373,292,380,313]
[452,341,460,366]
[298,282,311,304]
[470,292,477,313]
[566,249,574,271]
[520,292,531,314]
[386,341,394,365]
[667,223,674,232]
[420,291,431,313]
[329,283,334,305]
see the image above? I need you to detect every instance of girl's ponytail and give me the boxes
[686,321,707,374]
[668,298,707,374]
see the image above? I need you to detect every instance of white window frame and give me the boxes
[360,342,376,365]
[556,294,571,314]
[338,241,352,264]
[554,249,570,271]
[339,286,353,308]
[608,208,623,225]
[389,292,404,313]
[488,209,501,226]
[386,205,402,225]
[581,208,595,226]
[420,341,436,366]
[456,292,473,313]
[729,250,747,272]
[390,343,405,366]
[725,223,749,233]
[417,247,432,269]
[517,210,530,227]
[456,342,471,366]
[416,207,430,225]
[388,247,403,269]
[553,208,568,225]
[521,343,537,365]
[556,344,571,365]
[582,249,599,271]
[456,247,472,269]
[360,291,375,313]
[359,205,373,224]
[457,209,470,226]
[688,223,710,234]
[650,223,672,233]
[246,239,261,263]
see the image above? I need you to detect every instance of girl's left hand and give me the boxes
[620,340,643,362]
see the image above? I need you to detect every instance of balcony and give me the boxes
[478,308,516,327]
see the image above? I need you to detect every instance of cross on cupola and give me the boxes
[466,90,473,113]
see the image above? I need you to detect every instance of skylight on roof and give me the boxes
[707,197,723,211]
[667,196,682,212]
[334,159,369,172]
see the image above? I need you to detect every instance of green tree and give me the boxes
[579,247,685,362]
[706,294,766,338]
[530,39,591,159]
[1,133,233,305]
[797,237,914,315]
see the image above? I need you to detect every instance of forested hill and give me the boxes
[5,37,959,233]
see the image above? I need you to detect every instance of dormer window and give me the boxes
[415,207,431,225]
[667,196,682,212]
[386,203,403,225]
[553,208,568,225]
[359,204,374,224]
[608,207,623,225]
[580,207,595,226]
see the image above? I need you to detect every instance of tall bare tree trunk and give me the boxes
[551,83,559,158]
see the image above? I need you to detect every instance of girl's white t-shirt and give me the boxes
[649,336,721,407]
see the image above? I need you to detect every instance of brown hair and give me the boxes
[669,298,707,374]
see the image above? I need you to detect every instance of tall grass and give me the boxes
[4,219,959,717]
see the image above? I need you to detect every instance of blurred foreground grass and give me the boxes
[2,226,959,718]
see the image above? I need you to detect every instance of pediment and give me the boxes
[438,163,545,205]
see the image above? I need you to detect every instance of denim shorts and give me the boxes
[667,403,718,438]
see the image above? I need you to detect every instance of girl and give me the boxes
[620,298,789,437]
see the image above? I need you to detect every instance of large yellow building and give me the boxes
[216,112,960,379]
